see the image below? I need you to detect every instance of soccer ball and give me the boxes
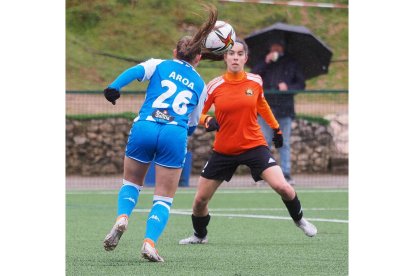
[204,21,236,55]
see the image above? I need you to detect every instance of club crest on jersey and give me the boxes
[245,88,254,96]
[152,109,175,122]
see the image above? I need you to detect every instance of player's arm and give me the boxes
[103,64,145,105]
[257,94,279,129]
[187,86,209,136]
[257,91,283,148]
[202,113,219,132]
[198,84,219,132]
[104,59,162,105]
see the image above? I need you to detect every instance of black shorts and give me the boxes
[200,146,278,182]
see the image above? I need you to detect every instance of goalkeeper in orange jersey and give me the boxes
[179,39,317,245]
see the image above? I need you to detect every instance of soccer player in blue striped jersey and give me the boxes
[103,5,218,262]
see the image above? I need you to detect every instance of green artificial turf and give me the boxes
[66,188,348,275]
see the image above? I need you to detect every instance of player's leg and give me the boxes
[180,152,235,245]
[179,176,222,245]
[247,146,317,237]
[258,114,274,149]
[103,157,149,251]
[141,124,186,262]
[104,121,155,251]
[141,165,182,262]
[261,166,317,237]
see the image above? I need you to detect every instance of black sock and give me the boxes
[192,214,210,238]
[282,194,303,222]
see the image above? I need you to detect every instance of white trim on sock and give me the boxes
[153,201,171,211]
[122,179,142,191]
[153,195,173,204]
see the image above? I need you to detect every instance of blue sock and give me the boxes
[117,179,141,217]
[144,195,173,244]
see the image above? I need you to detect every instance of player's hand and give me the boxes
[272,128,283,148]
[104,87,120,105]
[204,116,220,132]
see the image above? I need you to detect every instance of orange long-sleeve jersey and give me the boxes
[200,71,280,155]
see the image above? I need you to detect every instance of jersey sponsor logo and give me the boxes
[245,88,254,96]
[152,109,175,122]
[168,71,195,89]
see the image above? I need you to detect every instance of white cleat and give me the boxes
[295,218,317,237]
[179,235,208,245]
[141,241,164,262]
[103,216,128,251]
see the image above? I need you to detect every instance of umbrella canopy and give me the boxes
[244,22,333,80]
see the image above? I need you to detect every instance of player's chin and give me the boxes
[231,64,241,70]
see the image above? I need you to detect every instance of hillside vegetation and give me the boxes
[66,0,348,91]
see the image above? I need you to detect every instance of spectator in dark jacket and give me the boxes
[252,40,305,185]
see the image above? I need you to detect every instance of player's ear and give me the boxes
[173,49,178,59]
[193,54,202,67]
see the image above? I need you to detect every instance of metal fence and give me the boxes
[66,90,348,189]
[66,90,348,116]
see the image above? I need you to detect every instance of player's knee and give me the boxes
[271,180,294,197]
[193,195,209,209]
[278,183,295,199]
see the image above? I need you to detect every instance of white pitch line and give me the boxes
[172,207,348,211]
[133,209,348,224]
[67,189,348,195]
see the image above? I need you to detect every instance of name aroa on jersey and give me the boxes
[168,71,195,89]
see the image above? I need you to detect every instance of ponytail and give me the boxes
[176,4,218,63]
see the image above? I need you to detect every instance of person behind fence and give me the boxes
[251,39,306,185]
[102,5,219,262]
[178,39,317,246]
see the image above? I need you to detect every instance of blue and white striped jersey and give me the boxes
[109,58,207,133]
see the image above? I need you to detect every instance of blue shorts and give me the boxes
[125,121,188,168]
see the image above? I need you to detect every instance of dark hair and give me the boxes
[176,4,218,63]
[234,38,249,56]
[269,37,286,49]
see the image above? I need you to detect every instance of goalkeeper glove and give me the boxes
[104,87,120,105]
[204,116,219,132]
[272,128,283,148]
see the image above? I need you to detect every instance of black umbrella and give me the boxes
[244,22,333,80]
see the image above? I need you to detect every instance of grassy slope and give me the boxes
[66,0,348,91]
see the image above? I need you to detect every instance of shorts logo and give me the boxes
[152,109,175,122]
[245,88,254,96]
[201,161,209,173]
[268,157,275,163]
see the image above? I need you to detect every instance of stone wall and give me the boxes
[66,114,348,176]
[324,113,349,173]
[66,118,130,175]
